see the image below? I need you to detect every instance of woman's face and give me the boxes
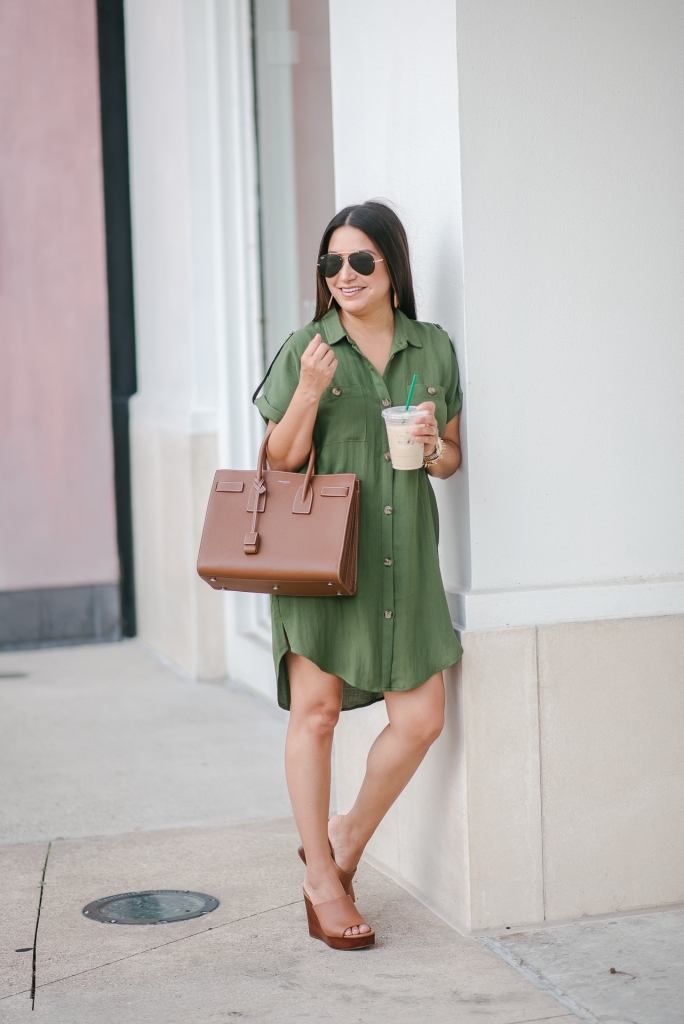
[325,225,392,318]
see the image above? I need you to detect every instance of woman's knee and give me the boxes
[415,705,444,746]
[394,702,444,748]
[290,698,340,739]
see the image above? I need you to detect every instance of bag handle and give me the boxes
[244,436,316,554]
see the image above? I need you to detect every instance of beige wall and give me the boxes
[0,0,118,592]
[336,616,684,931]
[130,421,224,678]
[538,616,684,920]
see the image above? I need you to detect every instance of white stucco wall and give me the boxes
[457,0,684,593]
[330,0,684,628]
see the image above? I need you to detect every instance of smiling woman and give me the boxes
[254,200,463,949]
[314,202,417,323]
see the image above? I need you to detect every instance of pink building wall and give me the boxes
[0,0,119,591]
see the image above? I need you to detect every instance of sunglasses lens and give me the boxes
[348,251,376,275]
[319,253,343,277]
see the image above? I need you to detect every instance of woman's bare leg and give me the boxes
[285,651,370,935]
[328,672,445,872]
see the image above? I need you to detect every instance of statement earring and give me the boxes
[393,289,399,309]
[327,292,334,310]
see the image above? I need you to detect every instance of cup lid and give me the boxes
[381,405,421,421]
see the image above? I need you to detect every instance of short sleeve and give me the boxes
[444,338,463,420]
[254,337,303,423]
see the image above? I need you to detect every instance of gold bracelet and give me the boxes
[423,437,445,470]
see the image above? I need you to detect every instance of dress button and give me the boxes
[427,386,436,395]
[381,398,391,407]
[383,451,391,461]
[332,387,341,396]
[384,505,393,515]
[384,609,394,619]
[384,558,393,566]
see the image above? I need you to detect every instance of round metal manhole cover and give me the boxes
[82,890,219,925]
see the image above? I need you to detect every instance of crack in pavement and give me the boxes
[2,897,302,1000]
[30,841,51,1010]
[480,938,598,1024]
[509,1015,577,1024]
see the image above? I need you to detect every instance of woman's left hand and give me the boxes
[411,401,439,456]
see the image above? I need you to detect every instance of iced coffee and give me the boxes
[381,406,424,470]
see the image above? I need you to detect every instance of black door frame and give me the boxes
[96,0,137,636]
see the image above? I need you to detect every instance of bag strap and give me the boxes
[252,332,293,405]
[244,436,316,554]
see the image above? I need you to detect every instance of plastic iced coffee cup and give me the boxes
[381,406,424,470]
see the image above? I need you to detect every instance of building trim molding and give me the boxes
[447,574,684,631]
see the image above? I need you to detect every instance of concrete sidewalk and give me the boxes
[3,639,680,1022]
[1,819,576,1023]
[0,641,576,1022]
[0,641,290,846]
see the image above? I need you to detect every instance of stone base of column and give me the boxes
[130,412,226,681]
[335,615,684,931]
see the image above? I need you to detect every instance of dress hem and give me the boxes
[275,639,463,713]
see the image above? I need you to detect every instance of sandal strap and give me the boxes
[307,894,369,938]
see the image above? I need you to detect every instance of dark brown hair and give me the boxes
[313,201,417,321]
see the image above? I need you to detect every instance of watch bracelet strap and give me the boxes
[423,437,444,468]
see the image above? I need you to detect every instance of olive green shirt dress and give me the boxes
[255,307,463,712]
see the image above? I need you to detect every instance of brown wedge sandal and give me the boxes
[303,889,375,950]
[298,843,357,902]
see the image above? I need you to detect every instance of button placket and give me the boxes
[381,427,396,690]
[364,342,399,689]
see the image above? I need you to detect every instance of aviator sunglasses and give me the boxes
[317,250,385,278]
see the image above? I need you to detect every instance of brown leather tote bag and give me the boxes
[197,433,360,597]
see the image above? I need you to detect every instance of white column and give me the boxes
[331,0,684,930]
[125,0,271,686]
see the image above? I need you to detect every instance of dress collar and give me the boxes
[320,307,423,349]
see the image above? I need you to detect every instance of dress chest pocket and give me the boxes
[409,383,448,433]
[314,384,367,447]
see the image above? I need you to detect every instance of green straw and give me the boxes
[405,373,418,411]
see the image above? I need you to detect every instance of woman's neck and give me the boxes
[339,302,395,376]
[339,303,394,344]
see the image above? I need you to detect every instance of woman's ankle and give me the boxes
[329,814,365,867]
[304,865,345,902]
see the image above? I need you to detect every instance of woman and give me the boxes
[255,201,463,949]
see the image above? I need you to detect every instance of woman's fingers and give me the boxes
[303,333,323,356]
[300,333,337,396]
[411,401,438,448]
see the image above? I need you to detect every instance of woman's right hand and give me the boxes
[298,334,338,400]
[266,334,338,471]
